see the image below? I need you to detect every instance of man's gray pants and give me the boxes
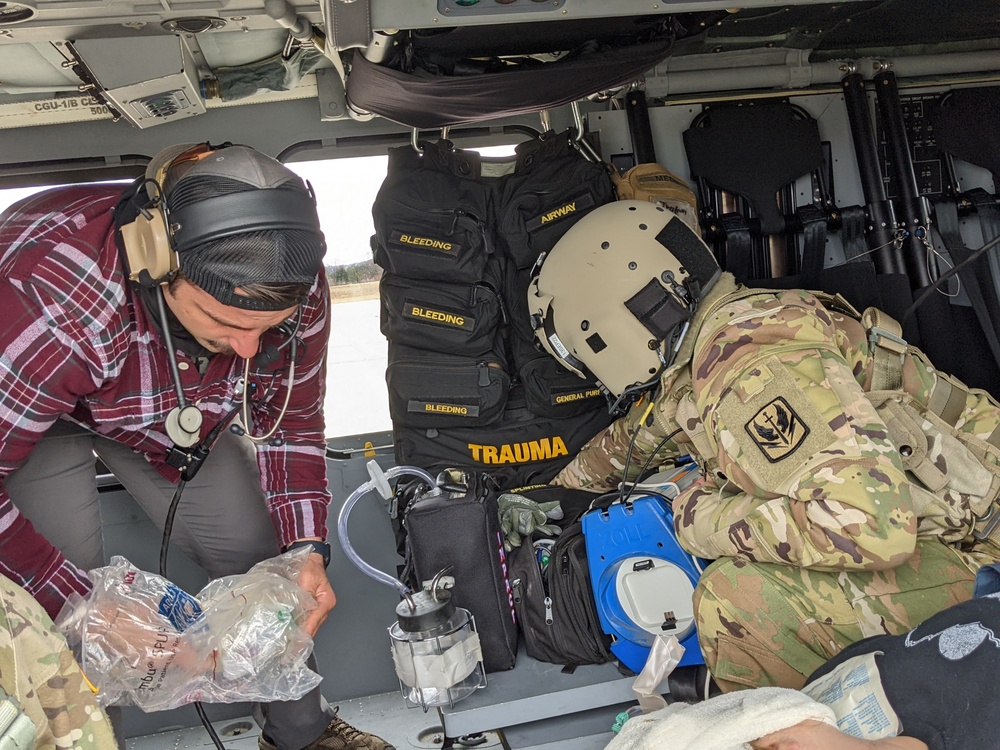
[7,422,333,750]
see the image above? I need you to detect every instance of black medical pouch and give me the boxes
[507,487,614,667]
[371,150,492,284]
[401,470,518,672]
[495,147,615,270]
[379,273,504,357]
[385,343,510,428]
[509,333,606,419]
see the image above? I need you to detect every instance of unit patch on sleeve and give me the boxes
[745,396,809,462]
[717,355,838,490]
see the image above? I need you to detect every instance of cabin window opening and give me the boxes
[0,146,517,442]
[287,155,391,439]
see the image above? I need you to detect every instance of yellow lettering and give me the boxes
[551,436,568,458]
[529,439,551,461]
[398,234,453,251]
[424,404,468,415]
[554,388,601,404]
[468,437,570,464]
[539,202,577,224]
[409,306,465,327]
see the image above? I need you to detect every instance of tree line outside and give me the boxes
[325,260,381,286]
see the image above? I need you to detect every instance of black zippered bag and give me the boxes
[507,488,614,668]
[371,150,492,284]
[379,273,504,357]
[385,343,510,428]
[509,333,605,419]
[402,471,518,672]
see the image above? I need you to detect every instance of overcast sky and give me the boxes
[287,155,387,267]
[0,156,388,269]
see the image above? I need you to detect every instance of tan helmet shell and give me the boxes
[527,200,718,397]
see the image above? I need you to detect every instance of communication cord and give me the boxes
[158,402,246,750]
[903,232,1000,323]
[159,478,228,750]
[620,427,684,506]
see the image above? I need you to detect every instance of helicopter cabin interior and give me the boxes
[1,0,1000,747]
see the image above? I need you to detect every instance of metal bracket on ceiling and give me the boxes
[570,100,601,163]
[410,127,450,154]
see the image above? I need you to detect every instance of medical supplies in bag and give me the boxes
[506,485,614,668]
[509,519,614,667]
[55,551,320,711]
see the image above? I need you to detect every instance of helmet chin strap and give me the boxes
[604,316,693,419]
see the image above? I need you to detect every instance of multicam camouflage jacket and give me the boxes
[556,273,1000,571]
[0,574,117,749]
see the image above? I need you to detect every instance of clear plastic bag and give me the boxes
[55,549,322,711]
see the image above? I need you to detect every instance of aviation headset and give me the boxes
[119,142,324,299]
[117,143,325,459]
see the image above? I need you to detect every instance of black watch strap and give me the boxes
[282,540,331,567]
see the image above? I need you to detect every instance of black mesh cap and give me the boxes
[162,145,326,311]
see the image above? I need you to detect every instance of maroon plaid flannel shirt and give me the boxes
[0,185,332,617]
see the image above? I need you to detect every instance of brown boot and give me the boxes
[258,707,394,750]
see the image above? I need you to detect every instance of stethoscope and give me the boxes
[232,306,304,446]
[157,285,303,459]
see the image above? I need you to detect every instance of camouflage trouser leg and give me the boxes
[693,538,981,692]
[0,574,118,750]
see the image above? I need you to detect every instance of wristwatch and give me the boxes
[282,540,332,568]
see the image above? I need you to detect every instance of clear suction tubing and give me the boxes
[337,461,486,710]
[336,461,434,597]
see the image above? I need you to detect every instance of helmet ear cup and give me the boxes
[119,207,177,285]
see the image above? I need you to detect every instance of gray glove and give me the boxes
[498,493,563,551]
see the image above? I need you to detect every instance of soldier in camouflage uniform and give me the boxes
[527,200,1000,692]
[0,573,116,749]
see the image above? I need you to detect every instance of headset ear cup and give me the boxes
[120,207,176,284]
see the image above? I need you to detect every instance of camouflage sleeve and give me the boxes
[0,574,117,749]
[555,379,688,492]
[675,289,918,571]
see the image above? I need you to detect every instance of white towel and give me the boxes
[606,687,837,750]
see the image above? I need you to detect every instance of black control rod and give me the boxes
[873,67,936,289]
[840,72,906,276]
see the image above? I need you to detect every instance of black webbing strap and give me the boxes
[967,188,1000,337]
[932,199,1000,371]
[969,188,1000,244]
[839,205,869,261]
[719,212,752,283]
[796,204,827,287]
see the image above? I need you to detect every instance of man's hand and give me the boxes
[297,552,336,637]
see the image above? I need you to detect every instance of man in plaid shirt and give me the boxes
[0,144,393,750]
